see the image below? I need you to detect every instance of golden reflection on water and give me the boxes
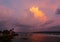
[30,34,47,42]
[13,33,60,42]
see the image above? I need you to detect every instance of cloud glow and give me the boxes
[30,6,47,24]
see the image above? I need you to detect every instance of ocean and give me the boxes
[12,33,60,42]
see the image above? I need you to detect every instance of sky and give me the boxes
[0,0,60,32]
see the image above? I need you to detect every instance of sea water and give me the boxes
[12,33,60,42]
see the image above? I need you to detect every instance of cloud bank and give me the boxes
[0,0,60,32]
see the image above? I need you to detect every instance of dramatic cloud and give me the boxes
[55,9,60,14]
[0,0,60,32]
[29,6,47,24]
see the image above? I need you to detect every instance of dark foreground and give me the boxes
[12,33,60,42]
[0,31,60,42]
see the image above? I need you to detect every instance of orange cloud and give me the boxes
[29,6,47,24]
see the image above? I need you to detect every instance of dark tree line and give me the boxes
[0,28,18,42]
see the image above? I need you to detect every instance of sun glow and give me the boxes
[29,6,47,23]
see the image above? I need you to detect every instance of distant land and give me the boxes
[33,31,60,35]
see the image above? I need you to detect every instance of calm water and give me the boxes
[12,33,60,42]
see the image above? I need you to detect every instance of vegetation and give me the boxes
[0,29,18,42]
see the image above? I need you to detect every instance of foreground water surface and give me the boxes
[12,33,60,42]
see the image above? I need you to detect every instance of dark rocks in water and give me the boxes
[21,38,29,40]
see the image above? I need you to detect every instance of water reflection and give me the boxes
[12,33,60,42]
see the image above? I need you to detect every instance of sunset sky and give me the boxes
[0,0,60,32]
